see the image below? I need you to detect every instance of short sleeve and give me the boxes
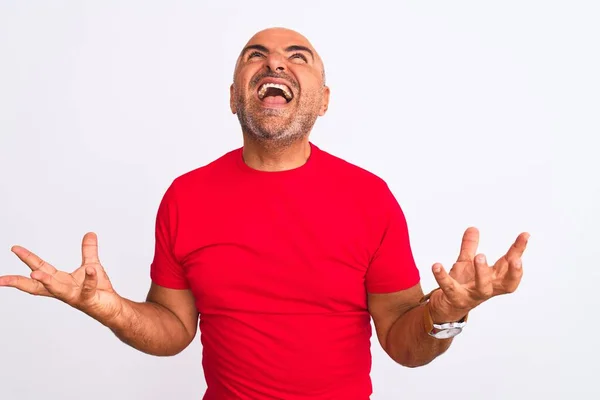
[365,183,420,293]
[150,182,189,289]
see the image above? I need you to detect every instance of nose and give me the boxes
[266,53,286,73]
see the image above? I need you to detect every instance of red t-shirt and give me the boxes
[150,142,420,399]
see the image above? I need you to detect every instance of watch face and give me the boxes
[433,327,462,339]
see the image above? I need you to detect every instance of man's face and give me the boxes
[230,29,330,144]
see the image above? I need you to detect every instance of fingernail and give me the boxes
[477,255,486,263]
[433,265,442,273]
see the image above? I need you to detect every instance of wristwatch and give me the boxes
[421,289,468,339]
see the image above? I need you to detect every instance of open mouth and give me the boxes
[257,82,294,105]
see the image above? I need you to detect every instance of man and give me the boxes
[0,28,529,399]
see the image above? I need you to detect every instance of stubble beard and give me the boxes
[235,92,321,148]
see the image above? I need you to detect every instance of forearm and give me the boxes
[385,303,452,368]
[103,298,195,357]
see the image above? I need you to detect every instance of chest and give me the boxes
[173,180,382,314]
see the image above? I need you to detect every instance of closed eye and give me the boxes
[290,53,308,63]
[248,51,265,60]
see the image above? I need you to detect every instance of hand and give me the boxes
[0,232,124,324]
[427,227,530,323]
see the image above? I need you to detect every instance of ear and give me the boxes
[318,86,330,116]
[230,84,237,114]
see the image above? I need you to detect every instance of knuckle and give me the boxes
[65,293,79,305]
[455,299,468,309]
[442,284,455,295]
[81,282,94,295]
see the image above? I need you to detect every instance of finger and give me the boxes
[0,275,52,296]
[502,257,523,293]
[81,232,100,266]
[432,263,462,302]
[457,227,479,262]
[30,270,72,301]
[80,266,98,301]
[505,232,530,260]
[474,254,493,298]
[10,246,57,274]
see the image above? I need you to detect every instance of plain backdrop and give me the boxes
[1,1,598,399]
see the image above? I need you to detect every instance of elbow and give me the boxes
[157,344,186,357]
[139,334,195,358]
[386,345,441,369]
[149,344,188,357]
[161,334,196,357]
[397,358,434,368]
[390,350,429,368]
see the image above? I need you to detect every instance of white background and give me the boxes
[1,1,598,399]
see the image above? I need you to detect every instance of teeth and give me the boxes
[258,83,293,101]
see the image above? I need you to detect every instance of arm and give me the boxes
[368,283,454,368]
[1,233,199,358]
[107,283,198,357]
[368,227,529,368]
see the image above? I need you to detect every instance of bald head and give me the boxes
[230,27,331,145]
[234,27,326,85]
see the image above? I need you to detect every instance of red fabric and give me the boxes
[150,142,420,399]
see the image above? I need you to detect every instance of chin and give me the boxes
[236,104,315,144]
[242,114,291,137]
[252,128,299,142]
[247,123,306,143]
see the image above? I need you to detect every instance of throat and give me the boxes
[242,139,312,171]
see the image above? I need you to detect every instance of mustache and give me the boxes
[250,71,298,90]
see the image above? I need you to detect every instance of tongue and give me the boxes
[262,95,287,105]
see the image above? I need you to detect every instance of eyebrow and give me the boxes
[285,45,314,60]
[240,44,269,57]
[240,44,314,60]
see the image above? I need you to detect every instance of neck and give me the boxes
[241,134,312,172]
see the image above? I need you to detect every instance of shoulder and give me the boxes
[173,147,240,187]
[160,147,241,200]
[314,144,405,218]
[315,144,391,192]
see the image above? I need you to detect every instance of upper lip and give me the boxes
[256,77,295,100]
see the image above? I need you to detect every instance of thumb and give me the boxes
[81,232,100,265]
[80,266,98,302]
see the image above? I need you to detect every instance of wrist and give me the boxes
[91,295,129,331]
[426,289,469,324]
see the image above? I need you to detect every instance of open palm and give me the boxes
[427,227,530,322]
[0,232,123,323]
